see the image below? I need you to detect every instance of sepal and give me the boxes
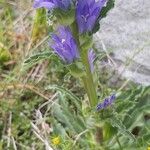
[67,61,85,78]
[54,8,75,26]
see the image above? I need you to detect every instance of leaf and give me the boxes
[137,133,150,147]
[121,87,150,129]
[110,114,136,141]
[54,8,75,26]
[52,120,68,138]
[59,94,86,132]
[68,62,85,78]
[51,95,86,134]
[52,102,76,132]
[46,86,86,134]
[46,85,81,110]
[23,51,53,69]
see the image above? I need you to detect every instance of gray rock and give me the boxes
[94,0,150,86]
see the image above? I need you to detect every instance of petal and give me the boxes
[109,94,116,103]
[76,16,87,33]
[86,16,97,31]
[61,46,74,63]
[64,27,73,43]
[50,26,78,63]
[70,38,79,59]
[51,45,66,62]
[33,0,55,9]
[53,0,70,10]
[91,7,100,17]
[96,0,107,11]
[77,0,87,11]
[97,103,103,111]
[62,0,71,9]
[103,98,110,108]
[82,4,89,17]
[57,26,67,39]
[88,0,95,7]
[51,34,61,43]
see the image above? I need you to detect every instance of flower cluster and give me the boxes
[33,0,107,69]
[76,0,107,33]
[50,26,79,64]
[34,0,107,33]
[50,27,96,72]
[96,94,116,111]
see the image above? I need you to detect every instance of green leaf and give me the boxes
[110,114,136,141]
[121,86,150,129]
[53,120,68,138]
[54,8,75,26]
[51,94,86,135]
[68,62,85,78]
[46,85,81,110]
[59,94,86,132]
[24,51,53,69]
[52,102,76,132]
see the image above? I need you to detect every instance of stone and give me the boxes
[94,0,150,86]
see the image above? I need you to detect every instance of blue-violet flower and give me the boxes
[76,0,107,33]
[50,26,79,63]
[97,94,116,111]
[33,0,71,10]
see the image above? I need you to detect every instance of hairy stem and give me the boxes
[81,49,98,107]
[71,21,98,107]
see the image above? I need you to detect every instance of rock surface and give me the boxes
[94,0,150,86]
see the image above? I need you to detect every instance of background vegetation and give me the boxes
[0,1,150,150]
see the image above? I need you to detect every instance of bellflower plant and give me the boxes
[76,0,107,33]
[50,26,79,64]
[33,0,71,10]
[31,0,119,148]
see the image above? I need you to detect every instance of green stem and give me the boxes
[81,49,98,107]
[116,136,123,150]
[81,77,89,97]
[70,21,98,107]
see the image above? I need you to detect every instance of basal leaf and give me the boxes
[110,114,136,141]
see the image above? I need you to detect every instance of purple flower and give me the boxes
[50,26,79,63]
[88,49,96,72]
[76,0,107,33]
[33,0,71,10]
[96,94,116,111]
